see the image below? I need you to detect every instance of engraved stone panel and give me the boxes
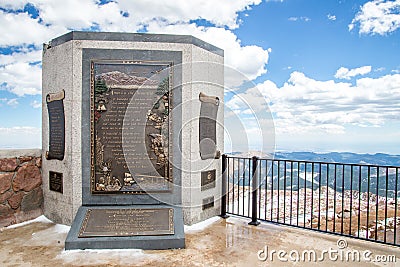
[201,169,216,191]
[91,61,172,194]
[78,208,174,237]
[49,171,63,193]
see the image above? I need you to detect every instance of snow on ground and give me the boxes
[6,215,53,229]
[184,216,221,233]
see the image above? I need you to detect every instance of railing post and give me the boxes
[249,156,260,226]
[220,154,229,219]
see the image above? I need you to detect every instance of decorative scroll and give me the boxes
[46,90,65,160]
[199,92,220,160]
[78,208,174,237]
[91,61,173,194]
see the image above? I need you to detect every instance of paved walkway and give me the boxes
[0,216,399,266]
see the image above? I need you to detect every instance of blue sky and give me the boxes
[0,0,400,154]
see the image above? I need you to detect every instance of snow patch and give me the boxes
[53,224,71,234]
[184,216,221,233]
[6,215,53,229]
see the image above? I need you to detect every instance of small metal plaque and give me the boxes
[201,169,216,191]
[202,196,214,210]
[46,90,65,161]
[49,171,63,193]
[78,208,174,237]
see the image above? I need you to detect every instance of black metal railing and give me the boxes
[221,154,400,247]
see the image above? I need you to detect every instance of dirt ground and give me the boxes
[0,216,399,267]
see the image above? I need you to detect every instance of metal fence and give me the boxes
[220,154,400,247]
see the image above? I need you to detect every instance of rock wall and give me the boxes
[0,149,43,227]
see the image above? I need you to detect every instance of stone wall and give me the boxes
[0,149,43,227]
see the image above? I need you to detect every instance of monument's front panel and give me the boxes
[90,60,173,194]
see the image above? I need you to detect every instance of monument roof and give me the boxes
[47,31,224,56]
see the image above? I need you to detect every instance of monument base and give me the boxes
[65,205,185,250]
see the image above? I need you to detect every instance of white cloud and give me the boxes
[146,22,270,87]
[0,10,65,47]
[117,0,262,29]
[6,98,18,107]
[288,16,310,22]
[0,0,268,95]
[0,48,41,66]
[227,71,400,136]
[334,66,372,80]
[327,14,337,21]
[0,0,263,47]
[0,62,42,96]
[349,0,400,35]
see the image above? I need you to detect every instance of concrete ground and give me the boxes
[0,215,399,267]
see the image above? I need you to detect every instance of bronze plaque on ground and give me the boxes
[78,208,174,237]
[49,171,63,193]
[90,60,173,194]
[201,169,216,191]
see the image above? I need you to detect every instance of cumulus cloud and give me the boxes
[227,71,400,135]
[0,10,65,47]
[0,62,42,96]
[334,66,372,80]
[0,0,268,95]
[349,0,400,35]
[146,22,270,87]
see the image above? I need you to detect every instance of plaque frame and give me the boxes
[89,60,174,195]
[78,208,174,237]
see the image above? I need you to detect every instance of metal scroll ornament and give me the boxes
[199,92,220,160]
[46,90,65,160]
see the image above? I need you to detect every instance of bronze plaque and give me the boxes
[49,171,63,193]
[46,90,65,160]
[90,60,173,194]
[202,196,214,210]
[201,169,216,191]
[78,208,174,237]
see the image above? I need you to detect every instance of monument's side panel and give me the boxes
[42,41,76,225]
[181,45,224,225]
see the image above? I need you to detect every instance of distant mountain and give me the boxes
[96,71,158,87]
[227,151,400,166]
[274,151,400,166]
[226,151,400,197]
